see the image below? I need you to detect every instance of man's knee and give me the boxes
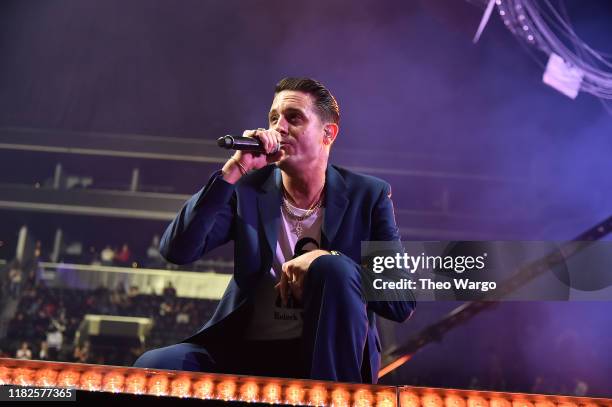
[134,347,165,369]
[134,346,184,370]
[133,343,214,372]
[307,254,362,292]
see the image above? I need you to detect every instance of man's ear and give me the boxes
[323,123,339,145]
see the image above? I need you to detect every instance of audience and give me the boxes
[0,232,231,369]
[46,317,65,360]
[73,340,90,364]
[8,261,23,299]
[114,243,131,266]
[162,281,177,299]
[4,275,216,367]
[39,340,49,360]
[15,341,32,360]
[100,246,115,265]
[146,235,164,267]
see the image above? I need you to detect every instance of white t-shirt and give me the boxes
[245,202,324,340]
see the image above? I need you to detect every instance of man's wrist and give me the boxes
[230,157,248,175]
[221,157,248,184]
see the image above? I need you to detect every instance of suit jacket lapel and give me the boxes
[322,165,349,249]
[256,165,348,252]
[257,166,282,254]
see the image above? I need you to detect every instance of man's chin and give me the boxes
[276,159,288,171]
[275,153,291,168]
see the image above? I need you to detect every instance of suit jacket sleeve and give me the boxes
[159,170,236,265]
[365,182,416,323]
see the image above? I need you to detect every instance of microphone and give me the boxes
[217,135,279,154]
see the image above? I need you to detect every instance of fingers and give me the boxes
[278,274,289,307]
[280,262,301,307]
[282,262,296,284]
[251,128,280,155]
[267,129,282,153]
[296,271,306,289]
[282,261,293,281]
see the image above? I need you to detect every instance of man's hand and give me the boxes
[276,249,330,306]
[221,128,283,183]
[239,128,283,169]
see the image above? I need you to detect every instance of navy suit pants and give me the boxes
[134,255,370,382]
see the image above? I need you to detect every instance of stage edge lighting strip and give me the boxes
[1,359,610,406]
[0,358,397,406]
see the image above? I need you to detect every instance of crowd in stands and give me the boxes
[24,233,232,272]
[67,235,166,269]
[0,228,231,368]
[1,260,217,366]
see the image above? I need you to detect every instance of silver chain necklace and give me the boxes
[281,186,324,238]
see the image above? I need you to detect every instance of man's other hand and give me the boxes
[276,249,330,306]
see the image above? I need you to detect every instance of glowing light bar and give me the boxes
[0,358,397,405]
[0,358,609,407]
[398,388,610,407]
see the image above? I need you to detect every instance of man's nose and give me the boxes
[273,116,289,135]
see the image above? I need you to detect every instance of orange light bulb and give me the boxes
[58,370,80,387]
[239,382,259,402]
[491,398,512,407]
[308,385,328,406]
[80,370,102,391]
[35,369,58,387]
[262,382,282,404]
[376,390,397,407]
[170,376,192,398]
[423,393,444,407]
[12,368,35,386]
[102,371,125,393]
[217,380,236,401]
[330,387,351,407]
[354,388,375,407]
[125,373,147,394]
[0,366,10,385]
[147,375,169,396]
[285,384,305,405]
[399,391,420,407]
[192,378,214,399]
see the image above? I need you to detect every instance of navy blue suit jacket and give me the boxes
[160,164,415,382]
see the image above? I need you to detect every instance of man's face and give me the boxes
[268,90,327,170]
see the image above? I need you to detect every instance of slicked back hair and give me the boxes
[274,77,340,124]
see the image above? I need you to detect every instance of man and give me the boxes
[134,77,415,383]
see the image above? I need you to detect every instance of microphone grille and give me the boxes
[217,135,233,149]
